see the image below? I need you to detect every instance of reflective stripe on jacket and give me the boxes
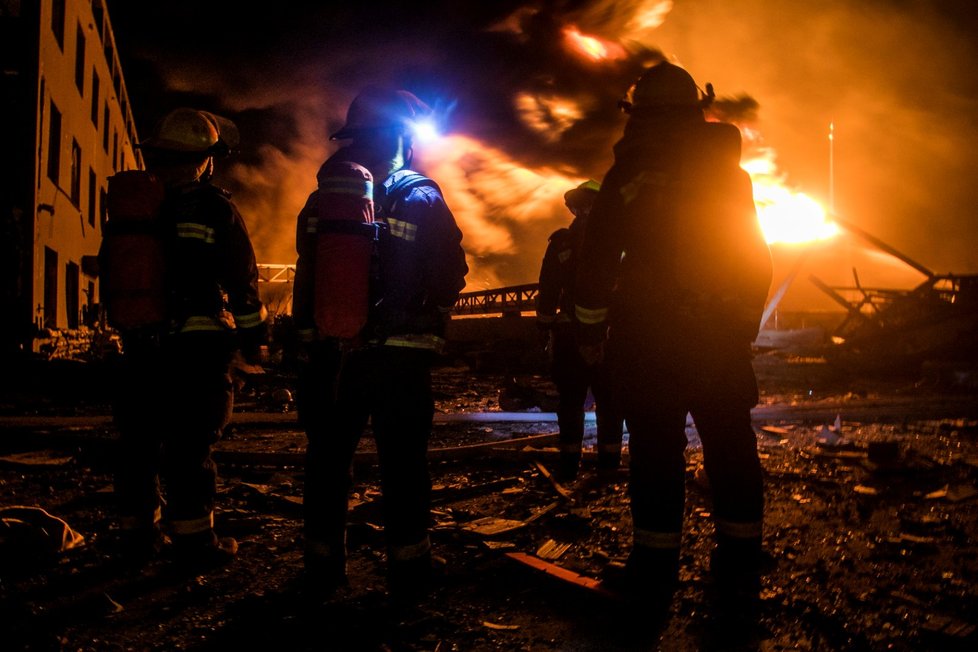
[164,183,266,335]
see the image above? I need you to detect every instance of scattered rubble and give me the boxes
[0,352,976,650]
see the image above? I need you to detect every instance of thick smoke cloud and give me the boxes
[109,0,978,308]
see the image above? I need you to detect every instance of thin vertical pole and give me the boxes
[828,122,835,216]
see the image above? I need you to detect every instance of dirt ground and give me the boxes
[1,345,977,651]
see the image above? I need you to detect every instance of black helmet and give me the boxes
[564,179,601,209]
[331,86,431,140]
[619,61,714,114]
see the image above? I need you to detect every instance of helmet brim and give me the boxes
[329,128,356,141]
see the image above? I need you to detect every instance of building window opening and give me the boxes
[51,0,65,50]
[43,247,58,330]
[88,168,97,227]
[84,280,96,328]
[47,100,62,185]
[70,139,82,208]
[91,71,100,126]
[99,186,108,230]
[102,104,110,151]
[66,261,80,330]
[74,23,86,95]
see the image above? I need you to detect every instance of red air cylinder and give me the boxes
[99,170,167,330]
[312,161,376,339]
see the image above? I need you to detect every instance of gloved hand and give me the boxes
[237,323,268,366]
[431,306,453,339]
[575,320,608,366]
[536,323,552,352]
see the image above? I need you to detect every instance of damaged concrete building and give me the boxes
[0,0,142,356]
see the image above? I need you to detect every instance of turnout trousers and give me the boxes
[607,315,764,558]
[551,323,624,466]
[299,343,434,566]
[112,330,235,539]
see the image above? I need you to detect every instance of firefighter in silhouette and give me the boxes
[102,108,267,567]
[537,180,624,482]
[573,61,773,606]
[294,86,468,599]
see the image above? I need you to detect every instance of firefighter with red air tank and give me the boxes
[101,108,267,567]
[294,86,468,601]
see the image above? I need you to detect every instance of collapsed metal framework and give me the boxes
[256,265,539,317]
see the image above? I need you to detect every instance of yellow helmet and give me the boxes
[139,108,239,155]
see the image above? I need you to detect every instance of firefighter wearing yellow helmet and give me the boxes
[105,107,266,567]
[536,179,624,482]
[294,86,468,598]
[573,61,773,612]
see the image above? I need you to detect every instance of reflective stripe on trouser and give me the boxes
[170,512,215,536]
[389,536,431,562]
[306,535,346,561]
[715,518,763,540]
[383,334,445,353]
[234,305,268,329]
[633,527,682,550]
[119,505,163,532]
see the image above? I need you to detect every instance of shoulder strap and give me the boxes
[379,169,437,216]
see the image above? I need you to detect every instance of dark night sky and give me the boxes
[104,0,978,309]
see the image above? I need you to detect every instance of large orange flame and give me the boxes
[563,27,627,61]
[739,128,838,245]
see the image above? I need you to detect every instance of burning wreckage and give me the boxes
[803,218,978,375]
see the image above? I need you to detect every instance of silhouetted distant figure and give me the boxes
[537,179,624,481]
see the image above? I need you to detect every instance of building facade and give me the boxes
[1,0,142,355]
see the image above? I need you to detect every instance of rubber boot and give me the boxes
[171,530,237,570]
[602,546,679,609]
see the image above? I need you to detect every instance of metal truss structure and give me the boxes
[256,265,538,316]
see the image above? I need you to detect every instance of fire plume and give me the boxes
[739,131,838,245]
[563,27,627,62]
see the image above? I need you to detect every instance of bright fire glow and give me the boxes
[628,0,674,32]
[416,134,584,289]
[563,27,627,61]
[741,145,839,245]
[514,92,585,140]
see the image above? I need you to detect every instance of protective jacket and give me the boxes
[537,224,579,329]
[297,148,468,585]
[575,111,771,341]
[163,183,267,338]
[295,150,468,352]
[111,179,265,545]
[573,108,772,581]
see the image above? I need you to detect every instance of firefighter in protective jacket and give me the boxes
[537,180,624,481]
[574,62,773,603]
[105,108,267,566]
[294,86,468,598]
